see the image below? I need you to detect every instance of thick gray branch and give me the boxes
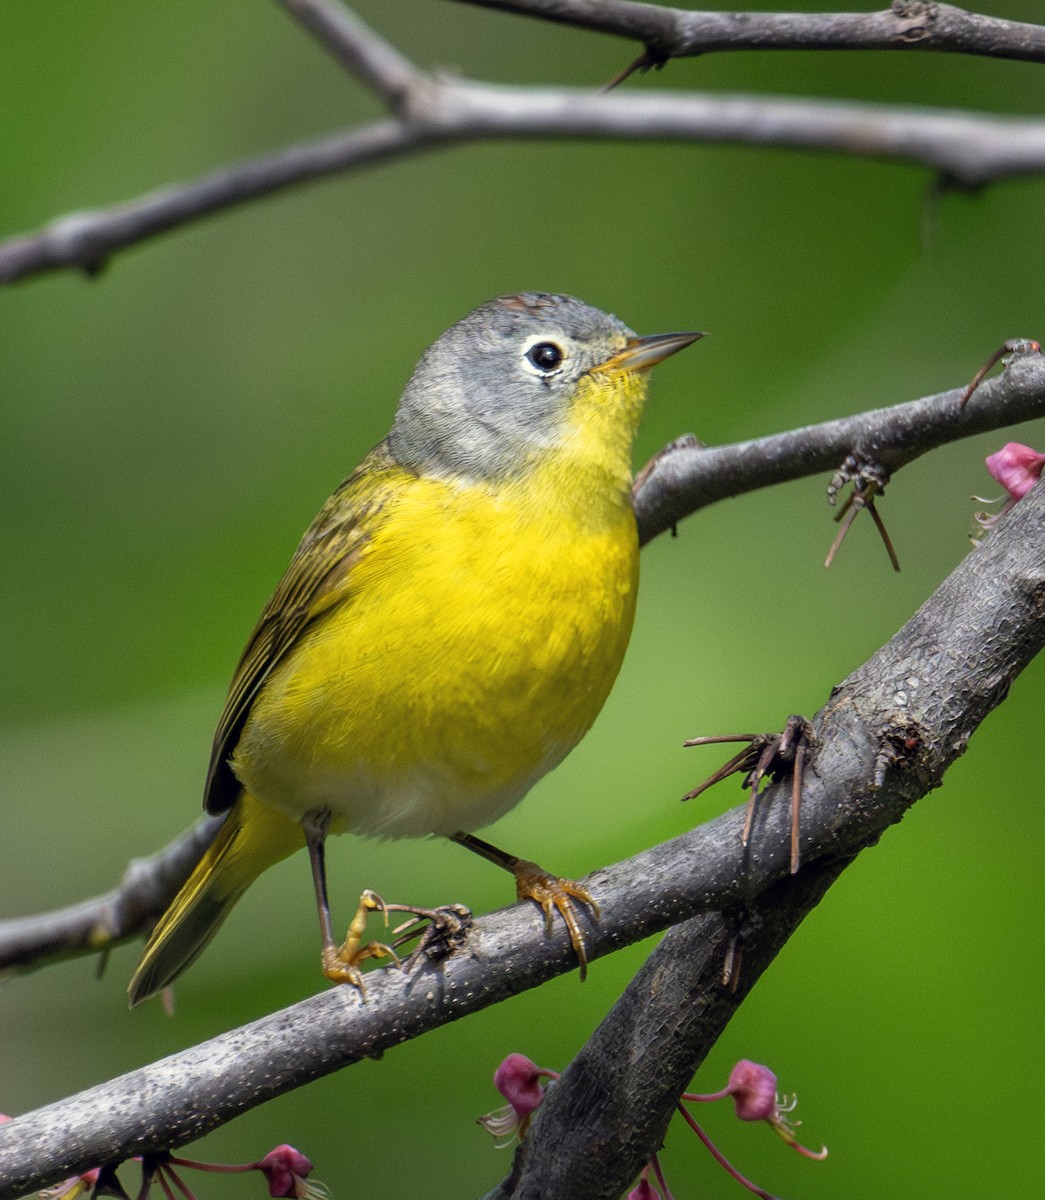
[461,1,1045,64]
[485,474,1045,1199]
[0,473,1041,1200]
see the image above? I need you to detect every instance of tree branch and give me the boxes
[634,341,1045,543]
[1,348,1040,981]
[484,865,847,1200]
[459,1,1045,64]
[1,464,1041,1199]
[275,0,424,103]
[4,0,1045,284]
[0,120,430,282]
[0,816,222,980]
[2,88,1042,283]
[486,472,1045,1199]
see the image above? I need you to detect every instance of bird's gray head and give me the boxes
[388,293,638,480]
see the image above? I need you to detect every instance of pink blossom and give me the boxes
[478,1053,559,1145]
[725,1059,778,1122]
[627,1169,660,1199]
[256,1145,317,1199]
[493,1053,548,1120]
[684,1060,827,1163]
[985,442,1045,501]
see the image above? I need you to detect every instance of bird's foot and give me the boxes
[511,860,601,982]
[321,889,401,995]
[449,832,600,980]
[683,714,814,874]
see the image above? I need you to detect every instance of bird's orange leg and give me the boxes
[450,831,600,980]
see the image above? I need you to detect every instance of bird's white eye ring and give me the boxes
[522,338,565,375]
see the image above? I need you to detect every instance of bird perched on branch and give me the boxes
[129,292,701,1006]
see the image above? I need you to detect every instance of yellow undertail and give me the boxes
[128,793,304,1006]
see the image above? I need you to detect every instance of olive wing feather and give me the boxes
[203,444,401,814]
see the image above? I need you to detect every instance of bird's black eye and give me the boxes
[525,341,564,373]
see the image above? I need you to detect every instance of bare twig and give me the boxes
[1,469,1041,1200]
[0,816,222,979]
[960,337,1043,406]
[632,341,1045,544]
[275,0,424,104]
[3,80,1045,283]
[4,2,1045,284]
[0,120,429,282]
[458,1,1045,64]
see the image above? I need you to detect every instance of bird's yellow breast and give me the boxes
[233,375,643,840]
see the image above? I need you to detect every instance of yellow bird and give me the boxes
[128,292,700,1006]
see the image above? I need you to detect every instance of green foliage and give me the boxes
[0,3,1042,1197]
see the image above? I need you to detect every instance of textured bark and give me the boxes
[0,478,1040,1200]
[484,476,1045,1199]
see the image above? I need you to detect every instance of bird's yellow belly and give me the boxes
[232,477,639,839]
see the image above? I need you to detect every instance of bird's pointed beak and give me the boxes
[596,330,706,375]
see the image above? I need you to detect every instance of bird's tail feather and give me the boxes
[128,792,304,1006]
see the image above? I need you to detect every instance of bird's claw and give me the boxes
[321,889,402,995]
[511,860,601,981]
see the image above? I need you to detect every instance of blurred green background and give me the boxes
[1,2,1042,1197]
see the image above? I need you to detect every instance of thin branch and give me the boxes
[633,342,1045,544]
[3,79,1045,283]
[0,816,222,979]
[6,1,1045,283]
[0,120,430,282]
[406,82,1045,186]
[1,476,1042,1200]
[459,1,1045,64]
[275,0,424,104]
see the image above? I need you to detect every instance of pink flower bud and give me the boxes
[493,1053,547,1120]
[726,1060,779,1122]
[257,1145,314,1198]
[627,1172,660,1199]
[985,443,1045,501]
